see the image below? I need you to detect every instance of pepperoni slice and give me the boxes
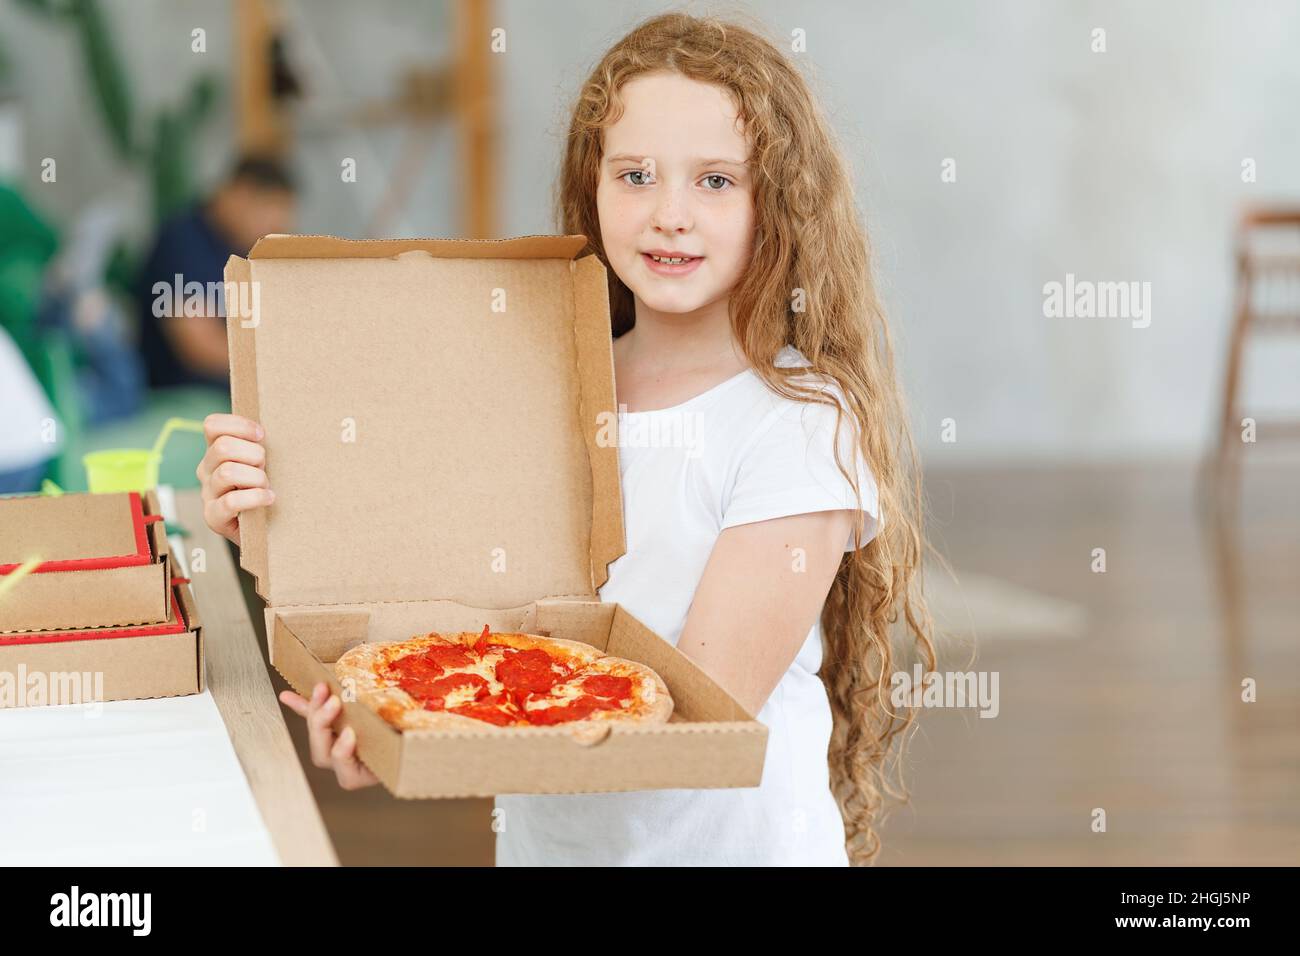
[581,675,632,699]
[449,700,517,726]
[385,653,445,683]
[412,671,490,711]
[449,690,520,727]
[524,695,622,726]
[385,643,474,685]
[496,648,569,695]
[395,678,449,700]
[473,625,491,657]
[422,644,474,669]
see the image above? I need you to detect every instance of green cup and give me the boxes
[81,417,206,494]
[82,448,161,493]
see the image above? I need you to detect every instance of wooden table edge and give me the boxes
[176,488,339,866]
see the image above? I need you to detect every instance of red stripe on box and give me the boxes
[0,584,189,646]
[129,491,149,559]
[0,491,155,575]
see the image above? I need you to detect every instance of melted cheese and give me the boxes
[526,680,586,710]
[443,654,506,707]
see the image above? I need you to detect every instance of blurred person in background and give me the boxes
[135,154,296,390]
[37,199,146,425]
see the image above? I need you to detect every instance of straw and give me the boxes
[0,557,42,601]
[149,417,206,460]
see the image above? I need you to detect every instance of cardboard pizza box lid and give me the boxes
[0,491,153,570]
[225,234,624,611]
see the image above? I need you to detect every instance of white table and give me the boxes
[0,690,278,865]
[0,487,336,866]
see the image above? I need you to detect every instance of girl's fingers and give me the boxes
[331,726,380,789]
[279,689,309,717]
[203,413,263,445]
[281,683,324,728]
[198,434,266,486]
[282,683,376,788]
[212,434,266,470]
[203,487,275,532]
[208,460,269,499]
[306,688,341,769]
[197,432,266,486]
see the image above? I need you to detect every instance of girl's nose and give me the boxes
[650,188,692,233]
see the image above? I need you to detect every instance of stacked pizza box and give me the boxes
[0,490,203,709]
[226,234,767,797]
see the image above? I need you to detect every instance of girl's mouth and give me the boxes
[641,252,704,276]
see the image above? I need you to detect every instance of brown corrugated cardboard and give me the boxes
[267,599,766,797]
[0,490,171,633]
[0,554,203,709]
[225,234,768,797]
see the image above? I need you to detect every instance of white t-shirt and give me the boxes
[0,327,60,472]
[494,345,882,866]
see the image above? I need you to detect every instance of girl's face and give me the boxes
[596,72,755,318]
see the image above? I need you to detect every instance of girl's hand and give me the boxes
[279,682,381,790]
[197,413,275,546]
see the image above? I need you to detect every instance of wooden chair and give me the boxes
[1206,206,1300,515]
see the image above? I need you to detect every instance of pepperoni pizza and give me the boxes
[335,626,673,733]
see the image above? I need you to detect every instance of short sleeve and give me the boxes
[720,393,883,551]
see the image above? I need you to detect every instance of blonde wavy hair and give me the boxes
[557,12,937,865]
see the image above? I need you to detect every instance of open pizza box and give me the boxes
[0,541,203,709]
[225,234,769,798]
[0,489,172,633]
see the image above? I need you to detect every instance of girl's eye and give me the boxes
[621,170,653,187]
[701,174,732,191]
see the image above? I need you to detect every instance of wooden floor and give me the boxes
[239,458,1300,866]
[877,458,1300,866]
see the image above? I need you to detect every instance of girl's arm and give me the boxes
[675,509,856,716]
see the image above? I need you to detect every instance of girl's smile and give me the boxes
[641,250,705,276]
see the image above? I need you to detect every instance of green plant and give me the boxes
[15,0,220,220]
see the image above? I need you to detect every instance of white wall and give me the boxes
[4,0,1298,462]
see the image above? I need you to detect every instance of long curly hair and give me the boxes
[556,12,937,865]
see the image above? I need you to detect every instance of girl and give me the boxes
[197,12,935,866]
